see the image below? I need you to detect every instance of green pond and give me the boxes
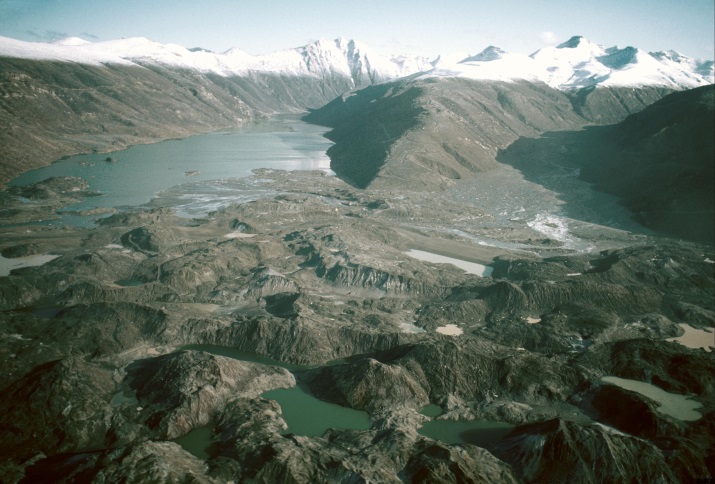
[173,426,213,460]
[262,384,372,437]
[172,383,372,459]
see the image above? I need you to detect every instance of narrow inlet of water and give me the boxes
[418,419,515,447]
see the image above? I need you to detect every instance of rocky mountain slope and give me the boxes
[304,77,673,189]
[578,85,715,243]
[498,85,715,244]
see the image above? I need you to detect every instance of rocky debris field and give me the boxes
[0,168,713,482]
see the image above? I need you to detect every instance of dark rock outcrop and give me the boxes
[491,418,687,483]
[0,357,115,461]
[127,350,294,439]
[22,441,215,484]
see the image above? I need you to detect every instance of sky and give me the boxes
[0,0,713,60]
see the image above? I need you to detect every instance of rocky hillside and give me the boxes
[0,57,366,185]
[498,85,715,244]
[305,77,673,189]
[579,85,715,244]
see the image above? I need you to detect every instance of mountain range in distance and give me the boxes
[0,34,712,90]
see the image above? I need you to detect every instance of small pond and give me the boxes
[417,403,515,447]
[262,384,372,437]
[173,426,213,460]
[666,324,714,352]
[404,249,493,276]
[0,254,59,277]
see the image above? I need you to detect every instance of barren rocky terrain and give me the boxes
[1,165,713,482]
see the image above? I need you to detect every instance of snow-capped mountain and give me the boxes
[0,35,712,90]
[426,36,713,89]
[430,46,545,83]
[531,36,712,89]
[0,35,432,88]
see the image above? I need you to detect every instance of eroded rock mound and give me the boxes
[127,350,295,438]
[491,419,691,483]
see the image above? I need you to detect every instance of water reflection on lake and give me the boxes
[8,115,333,224]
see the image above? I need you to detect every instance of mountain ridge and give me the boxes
[0,35,432,89]
[1,34,712,90]
[430,35,713,89]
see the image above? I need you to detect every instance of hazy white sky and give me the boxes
[0,0,713,59]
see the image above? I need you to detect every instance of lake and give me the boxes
[8,115,333,223]
[601,376,702,421]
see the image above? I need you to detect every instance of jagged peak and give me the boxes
[460,46,506,63]
[557,35,586,49]
[223,46,250,56]
[599,46,641,69]
[530,35,606,61]
[650,50,688,62]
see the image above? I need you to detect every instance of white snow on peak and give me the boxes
[460,46,507,63]
[51,37,93,46]
[0,35,431,86]
[0,34,712,90]
[0,35,134,65]
[651,50,714,81]
[427,49,544,83]
[420,35,713,89]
